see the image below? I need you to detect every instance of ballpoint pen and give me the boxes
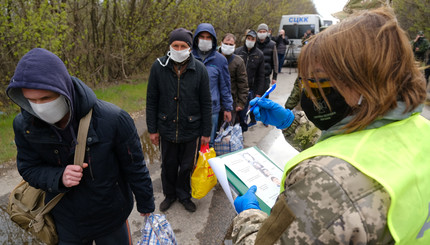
[246,83,277,117]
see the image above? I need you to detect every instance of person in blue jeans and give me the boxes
[192,23,233,146]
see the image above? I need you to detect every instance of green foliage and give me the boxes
[0,114,17,163]
[392,0,430,38]
[0,0,318,94]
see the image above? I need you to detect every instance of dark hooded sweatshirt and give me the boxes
[7,48,154,243]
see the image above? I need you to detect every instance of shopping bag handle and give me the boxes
[144,213,162,243]
[200,143,210,153]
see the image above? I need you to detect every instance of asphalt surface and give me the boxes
[1,67,430,244]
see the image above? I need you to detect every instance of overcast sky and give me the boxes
[313,0,349,22]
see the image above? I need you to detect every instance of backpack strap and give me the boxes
[74,109,93,167]
[31,109,93,232]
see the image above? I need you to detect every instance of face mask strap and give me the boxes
[157,51,171,67]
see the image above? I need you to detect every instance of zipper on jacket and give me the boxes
[87,147,95,180]
[176,67,181,142]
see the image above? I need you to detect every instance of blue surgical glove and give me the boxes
[250,98,294,129]
[234,185,261,213]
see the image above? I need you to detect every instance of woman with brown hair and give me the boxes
[228,8,430,244]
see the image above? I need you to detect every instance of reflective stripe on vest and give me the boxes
[281,114,430,244]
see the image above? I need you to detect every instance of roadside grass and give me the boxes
[0,114,17,163]
[0,81,148,164]
[93,82,147,113]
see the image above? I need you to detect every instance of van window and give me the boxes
[283,25,314,39]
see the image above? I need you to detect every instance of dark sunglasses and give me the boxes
[299,78,333,99]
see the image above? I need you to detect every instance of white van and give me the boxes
[278,14,324,65]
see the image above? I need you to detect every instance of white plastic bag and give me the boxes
[136,214,177,245]
[214,122,244,156]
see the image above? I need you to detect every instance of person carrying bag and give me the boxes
[7,109,92,245]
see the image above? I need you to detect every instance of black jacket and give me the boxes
[146,54,212,142]
[256,37,278,80]
[10,79,155,242]
[7,48,155,242]
[234,45,266,96]
[274,35,289,54]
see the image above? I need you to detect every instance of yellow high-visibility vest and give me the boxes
[281,114,430,244]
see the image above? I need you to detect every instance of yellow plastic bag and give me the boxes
[191,144,217,199]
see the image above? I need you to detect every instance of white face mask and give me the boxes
[29,95,69,124]
[221,43,235,55]
[257,32,267,40]
[198,39,212,52]
[245,40,255,49]
[170,46,191,63]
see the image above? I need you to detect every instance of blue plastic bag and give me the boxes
[136,214,177,245]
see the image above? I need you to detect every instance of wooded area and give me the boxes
[0,0,428,110]
[0,0,318,109]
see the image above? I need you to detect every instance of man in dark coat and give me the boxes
[219,33,249,125]
[411,31,429,62]
[273,29,289,73]
[256,23,278,92]
[6,48,155,244]
[146,28,212,212]
[234,30,265,129]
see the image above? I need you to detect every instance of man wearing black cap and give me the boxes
[234,30,265,129]
[146,28,212,212]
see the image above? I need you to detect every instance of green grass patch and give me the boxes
[94,82,147,113]
[0,114,18,163]
[0,81,148,164]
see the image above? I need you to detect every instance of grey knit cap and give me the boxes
[257,23,269,32]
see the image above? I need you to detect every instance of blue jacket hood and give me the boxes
[6,48,96,126]
[193,23,217,52]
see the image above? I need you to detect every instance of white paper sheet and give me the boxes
[222,147,283,208]
[208,157,236,211]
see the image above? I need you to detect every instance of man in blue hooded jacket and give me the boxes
[192,23,234,147]
[6,48,155,244]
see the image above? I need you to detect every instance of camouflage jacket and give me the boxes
[230,155,394,244]
[282,110,321,152]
